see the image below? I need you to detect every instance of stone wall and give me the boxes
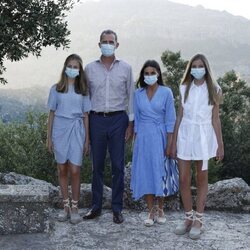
[0,171,250,235]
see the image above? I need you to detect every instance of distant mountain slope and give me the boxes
[0,87,47,122]
[3,0,250,89]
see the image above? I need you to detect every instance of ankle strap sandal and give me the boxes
[189,211,204,240]
[174,210,193,235]
[63,198,70,208]
[71,199,79,210]
[194,211,203,224]
[70,200,82,224]
[58,198,70,222]
[185,210,194,221]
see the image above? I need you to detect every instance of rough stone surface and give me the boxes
[0,184,51,235]
[206,178,250,212]
[1,171,250,238]
[0,209,249,249]
[0,173,55,234]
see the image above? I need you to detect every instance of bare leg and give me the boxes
[58,163,69,200]
[178,159,193,226]
[145,194,155,220]
[156,197,166,223]
[69,162,81,212]
[193,160,208,228]
[58,163,70,213]
[157,197,164,210]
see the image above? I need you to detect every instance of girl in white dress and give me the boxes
[171,54,224,239]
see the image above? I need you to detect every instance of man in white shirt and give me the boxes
[83,29,134,223]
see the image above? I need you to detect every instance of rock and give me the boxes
[206,178,250,212]
[79,183,112,209]
[0,184,51,235]
[1,209,250,250]
[1,171,249,236]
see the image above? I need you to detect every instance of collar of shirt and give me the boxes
[191,80,207,90]
[96,57,121,64]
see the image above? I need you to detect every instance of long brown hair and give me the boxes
[181,54,219,105]
[56,54,88,95]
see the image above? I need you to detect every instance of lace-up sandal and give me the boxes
[174,210,193,235]
[144,206,155,227]
[58,198,70,222]
[156,206,167,225]
[189,211,203,240]
[70,199,82,224]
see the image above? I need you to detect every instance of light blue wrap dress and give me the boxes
[47,84,91,166]
[130,86,176,200]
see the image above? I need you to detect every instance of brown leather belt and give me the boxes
[90,110,125,117]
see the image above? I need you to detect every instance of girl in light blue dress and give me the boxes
[47,54,91,224]
[131,60,176,226]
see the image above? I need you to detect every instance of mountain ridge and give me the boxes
[2,0,250,91]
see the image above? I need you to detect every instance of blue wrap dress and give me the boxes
[131,86,176,200]
[47,84,91,166]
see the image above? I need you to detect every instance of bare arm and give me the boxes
[47,110,55,153]
[166,133,173,157]
[212,103,224,161]
[83,112,90,156]
[170,100,183,159]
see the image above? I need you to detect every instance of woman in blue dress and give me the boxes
[131,60,176,226]
[47,54,91,224]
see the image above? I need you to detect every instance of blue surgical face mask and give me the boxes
[144,75,158,86]
[65,67,79,79]
[100,44,116,57]
[191,67,206,80]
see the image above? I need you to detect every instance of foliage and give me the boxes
[161,51,250,184]
[217,71,250,183]
[0,112,57,184]
[0,0,76,84]
[161,50,188,107]
[0,112,133,187]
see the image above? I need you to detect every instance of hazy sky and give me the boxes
[83,0,250,19]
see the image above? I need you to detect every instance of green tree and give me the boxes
[0,0,76,84]
[161,50,188,106]
[217,71,250,183]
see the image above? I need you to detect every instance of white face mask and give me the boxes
[144,75,158,85]
[191,67,206,80]
[100,44,115,57]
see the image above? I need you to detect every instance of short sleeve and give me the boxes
[82,95,91,113]
[47,85,57,111]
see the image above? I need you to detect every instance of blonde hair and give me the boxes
[181,54,219,105]
[56,54,88,95]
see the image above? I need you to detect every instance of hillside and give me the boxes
[0,87,48,122]
[2,0,250,90]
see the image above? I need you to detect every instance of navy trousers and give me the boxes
[89,112,128,212]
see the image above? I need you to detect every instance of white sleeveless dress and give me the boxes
[177,81,219,170]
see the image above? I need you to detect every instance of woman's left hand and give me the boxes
[165,145,171,157]
[216,144,224,161]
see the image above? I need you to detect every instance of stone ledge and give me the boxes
[0,184,50,203]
